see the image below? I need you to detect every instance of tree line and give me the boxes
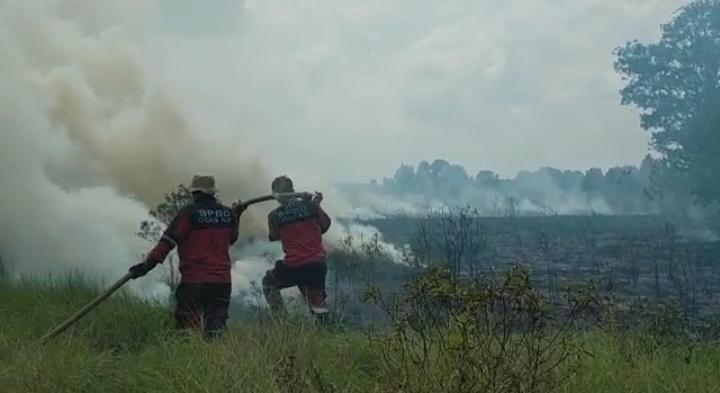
[367,157,665,216]
[351,0,720,232]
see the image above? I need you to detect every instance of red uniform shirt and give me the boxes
[147,195,238,284]
[268,198,331,267]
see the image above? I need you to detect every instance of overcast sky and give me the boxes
[141,0,685,182]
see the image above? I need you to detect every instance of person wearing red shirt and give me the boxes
[262,176,331,321]
[128,174,245,338]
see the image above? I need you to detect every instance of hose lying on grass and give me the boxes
[38,192,311,343]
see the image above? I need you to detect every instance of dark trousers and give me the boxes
[262,260,327,314]
[175,283,231,338]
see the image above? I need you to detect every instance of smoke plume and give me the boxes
[0,1,399,299]
[0,1,271,293]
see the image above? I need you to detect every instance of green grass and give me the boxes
[562,334,720,393]
[1,276,719,392]
[0,275,377,393]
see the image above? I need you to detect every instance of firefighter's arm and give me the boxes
[229,219,240,245]
[268,216,280,242]
[229,203,246,246]
[147,212,191,264]
[130,210,190,279]
[316,206,331,234]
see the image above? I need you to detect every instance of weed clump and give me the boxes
[364,265,598,393]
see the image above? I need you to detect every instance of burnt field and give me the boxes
[363,214,720,320]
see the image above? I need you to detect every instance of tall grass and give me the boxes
[1,275,719,392]
[563,333,720,393]
[0,276,376,393]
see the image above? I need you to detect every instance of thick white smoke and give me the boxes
[0,1,268,296]
[0,3,142,280]
[0,1,399,299]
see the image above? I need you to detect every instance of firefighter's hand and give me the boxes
[232,200,247,217]
[312,192,323,205]
[129,261,156,279]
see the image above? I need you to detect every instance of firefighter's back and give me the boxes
[176,196,238,283]
[269,198,330,266]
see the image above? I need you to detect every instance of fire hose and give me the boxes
[37,192,311,343]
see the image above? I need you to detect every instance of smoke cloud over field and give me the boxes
[0,0,400,299]
[0,0,692,298]
[1,2,151,282]
[0,1,283,296]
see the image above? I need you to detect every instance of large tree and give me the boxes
[615,0,720,209]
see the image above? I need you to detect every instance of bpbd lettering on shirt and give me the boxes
[194,208,234,225]
[272,201,317,227]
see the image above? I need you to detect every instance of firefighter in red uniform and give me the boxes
[128,174,245,338]
[262,176,331,321]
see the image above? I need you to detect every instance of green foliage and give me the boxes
[0,277,377,393]
[684,93,720,208]
[561,333,720,393]
[614,0,720,156]
[615,0,720,222]
[0,273,169,350]
[364,265,598,393]
[2,273,720,392]
[0,256,6,280]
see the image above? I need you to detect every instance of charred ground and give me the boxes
[363,213,720,323]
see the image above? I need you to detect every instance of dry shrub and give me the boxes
[365,265,597,393]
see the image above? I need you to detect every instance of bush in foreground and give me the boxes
[1,274,719,392]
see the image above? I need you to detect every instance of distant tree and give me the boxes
[429,159,451,178]
[684,94,720,206]
[582,168,605,196]
[646,158,697,215]
[366,159,666,216]
[417,160,432,175]
[438,164,470,200]
[556,170,585,192]
[639,155,656,178]
[604,167,641,214]
[415,161,434,193]
[615,0,720,217]
[475,170,500,187]
[391,164,416,193]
